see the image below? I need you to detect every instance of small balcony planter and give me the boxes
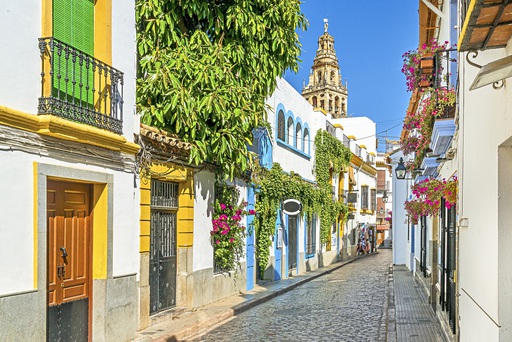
[420,56,434,74]
[402,39,453,92]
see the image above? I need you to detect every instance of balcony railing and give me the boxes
[38,37,124,134]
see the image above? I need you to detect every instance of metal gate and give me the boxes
[420,216,427,277]
[440,198,447,310]
[447,204,457,334]
[149,180,178,315]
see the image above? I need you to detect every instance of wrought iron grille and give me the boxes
[38,37,124,134]
[151,180,179,208]
[150,212,177,258]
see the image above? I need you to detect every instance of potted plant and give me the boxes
[402,39,452,92]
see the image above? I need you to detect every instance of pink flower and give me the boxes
[215,240,220,245]
[229,238,234,243]
[220,203,227,210]
[248,209,256,215]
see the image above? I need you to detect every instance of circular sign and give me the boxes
[282,199,302,215]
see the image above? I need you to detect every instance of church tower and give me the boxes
[302,20,348,118]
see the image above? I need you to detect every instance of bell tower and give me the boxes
[302,19,348,118]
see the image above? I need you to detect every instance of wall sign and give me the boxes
[282,199,302,216]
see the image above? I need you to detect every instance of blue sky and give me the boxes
[284,1,418,151]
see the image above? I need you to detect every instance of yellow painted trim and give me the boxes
[347,135,357,140]
[95,0,112,66]
[140,163,195,253]
[313,107,327,115]
[333,123,344,130]
[93,184,108,279]
[351,154,378,176]
[151,162,188,182]
[33,162,38,289]
[458,0,478,51]
[369,152,376,157]
[0,106,139,155]
[42,0,52,37]
[140,179,151,253]
[359,144,367,149]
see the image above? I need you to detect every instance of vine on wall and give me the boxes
[314,130,352,242]
[252,129,351,279]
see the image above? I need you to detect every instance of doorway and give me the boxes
[149,180,178,314]
[47,180,92,341]
[288,215,298,276]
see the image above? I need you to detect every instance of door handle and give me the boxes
[60,246,68,258]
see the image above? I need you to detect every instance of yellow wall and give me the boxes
[92,183,108,279]
[139,163,194,253]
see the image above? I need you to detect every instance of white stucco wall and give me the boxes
[0,153,139,295]
[0,2,42,113]
[192,171,215,272]
[266,78,322,181]
[335,117,377,154]
[112,172,140,276]
[0,154,36,294]
[458,45,512,339]
[112,0,138,139]
[390,151,411,266]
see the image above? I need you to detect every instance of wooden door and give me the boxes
[47,180,91,342]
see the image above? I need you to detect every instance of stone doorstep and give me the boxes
[150,307,187,326]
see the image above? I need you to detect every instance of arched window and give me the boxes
[277,110,285,141]
[295,122,302,149]
[335,96,340,115]
[286,117,294,144]
[304,128,310,154]
[312,96,317,107]
[330,71,335,83]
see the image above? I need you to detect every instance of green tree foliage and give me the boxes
[136,0,307,178]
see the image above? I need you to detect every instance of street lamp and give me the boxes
[379,207,384,215]
[395,157,407,180]
[382,190,388,203]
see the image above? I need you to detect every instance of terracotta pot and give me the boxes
[420,57,434,74]
[419,79,432,88]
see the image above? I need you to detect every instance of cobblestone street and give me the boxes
[191,250,392,342]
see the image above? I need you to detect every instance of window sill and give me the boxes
[276,139,311,160]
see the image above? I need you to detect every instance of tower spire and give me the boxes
[301,21,348,118]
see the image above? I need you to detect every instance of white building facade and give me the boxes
[0,1,140,341]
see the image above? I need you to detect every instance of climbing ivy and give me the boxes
[252,131,350,279]
[314,130,352,242]
[253,163,319,279]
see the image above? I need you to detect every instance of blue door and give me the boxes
[274,209,283,281]
[246,186,255,290]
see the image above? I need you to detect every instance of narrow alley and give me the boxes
[183,250,444,342]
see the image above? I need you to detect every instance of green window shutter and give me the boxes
[52,0,95,107]
[53,0,94,55]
